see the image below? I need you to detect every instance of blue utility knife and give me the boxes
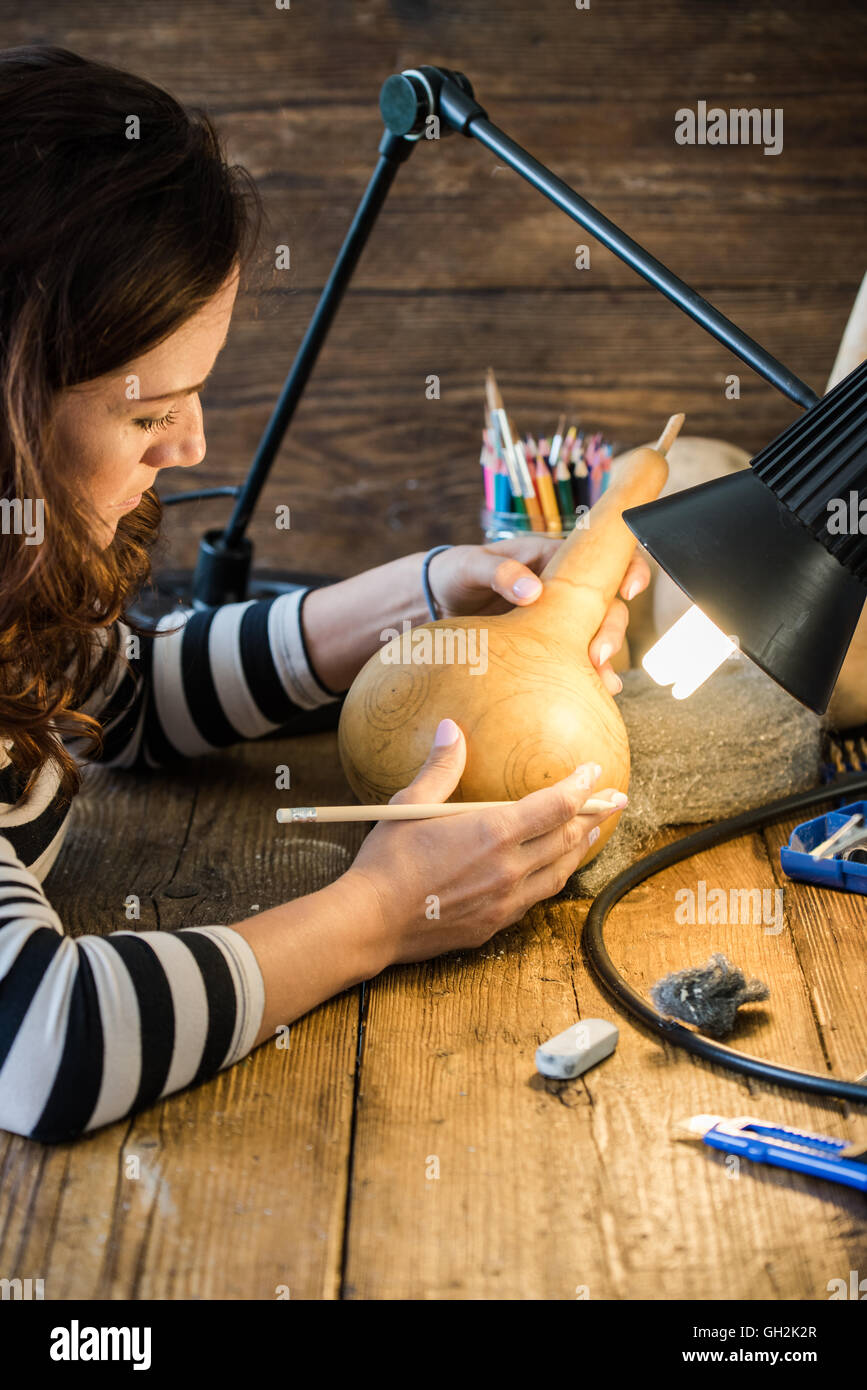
[676,1114,867,1193]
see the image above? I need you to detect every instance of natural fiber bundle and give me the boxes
[570,657,824,896]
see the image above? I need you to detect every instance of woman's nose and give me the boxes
[145,395,206,470]
[174,394,206,467]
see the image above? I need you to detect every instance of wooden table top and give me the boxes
[2,724,865,1301]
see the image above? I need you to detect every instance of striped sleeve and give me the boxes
[0,587,344,1142]
[0,831,265,1142]
[71,587,345,770]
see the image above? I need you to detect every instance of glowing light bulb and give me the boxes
[642,605,738,699]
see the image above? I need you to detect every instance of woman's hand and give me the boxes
[345,718,627,971]
[236,718,626,1045]
[427,538,650,695]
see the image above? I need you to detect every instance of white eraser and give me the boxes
[535,1018,619,1079]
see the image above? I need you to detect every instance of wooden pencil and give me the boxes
[513,437,546,532]
[486,371,529,527]
[553,453,575,522]
[480,437,494,510]
[533,450,562,532]
[530,433,570,529]
[493,455,511,514]
[569,434,589,509]
[549,413,568,467]
[278,798,622,823]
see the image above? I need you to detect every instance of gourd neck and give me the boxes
[505,576,605,667]
[502,444,670,654]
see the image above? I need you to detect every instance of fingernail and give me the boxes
[611,791,629,807]
[434,717,460,746]
[513,576,542,599]
[597,642,613,667]
[624,580,640,600]
[612,674,623,694]
[573,762,602,787]
[589,826,600,845]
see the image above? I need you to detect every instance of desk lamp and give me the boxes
[625,357,867,714]
[151,66,862,715]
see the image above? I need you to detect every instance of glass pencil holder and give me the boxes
[480,506,586,542]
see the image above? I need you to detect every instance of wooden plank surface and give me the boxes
[343,817,867,1300]
[0,732,365,1301]
[3,731,865,1300]
[763,813,867,1085]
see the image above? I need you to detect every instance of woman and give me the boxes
[0,46,644,1143]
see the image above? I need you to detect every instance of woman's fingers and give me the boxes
[517,787,626,877]
[598,662,624,696]
[483,536,561,571]
[479,540,560,603]
[489,762,602,848]
[491,556,544,604]
[437,538,648,618]
[517,841,593,908]
[389,717,466,805]
[588,597,629,672]
[619,549,652,602]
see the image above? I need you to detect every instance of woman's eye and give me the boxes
[134,406,179,434]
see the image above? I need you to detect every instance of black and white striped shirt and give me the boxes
[0,589,342,1143]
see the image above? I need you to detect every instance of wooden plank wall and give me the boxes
[3,0,864,581]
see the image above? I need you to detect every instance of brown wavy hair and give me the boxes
[0,45,263,804]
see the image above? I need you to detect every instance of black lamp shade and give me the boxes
[623,358,867,714]
[623,469,866,714]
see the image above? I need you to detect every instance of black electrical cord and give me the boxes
[160,486,241,506]
[583,770,867,1103]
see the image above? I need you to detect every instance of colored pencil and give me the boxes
[528,433,565,528]
[480,438,494,510]
[569,435,590,510]
[479,377,616,535]
[533,449,562,532]
[486,370,529,528]
[549,413,568,468]
[587,432,605,504]
[493,456,511,514]
[514,438,546,532]
[490,405,525,518]
[553,454,575,523]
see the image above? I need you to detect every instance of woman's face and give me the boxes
[49,266,240,547]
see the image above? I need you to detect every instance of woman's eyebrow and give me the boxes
[136,377,208,404]
[129,333,230,405]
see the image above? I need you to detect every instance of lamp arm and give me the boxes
[390,66,818,411]
[191,126,417,606]
[194,65,819,610]
[221,129,417,550]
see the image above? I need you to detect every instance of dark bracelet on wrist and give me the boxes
[421,545,452,621]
